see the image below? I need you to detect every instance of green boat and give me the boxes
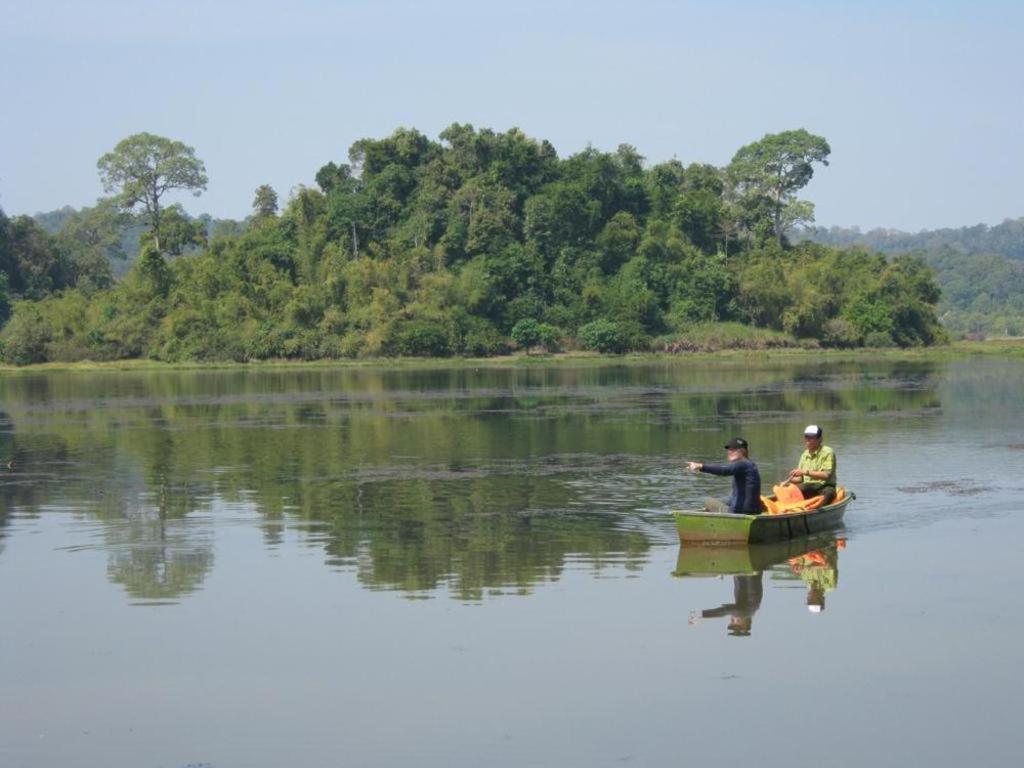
[672,491,855,544]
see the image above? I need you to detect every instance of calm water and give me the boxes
[1,358,1021,767]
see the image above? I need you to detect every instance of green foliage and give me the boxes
[52,200,122,291]
[578,319,629,353]
[0,209,76,299]
[388,319,451,357]
[510,318,542,351]
[803,223,1024,336]
[136,245,174,298]
[0,302,53,364]
[537,323,561,352]
[252,185,279,219]
[733,244,943,347]
[657,321,805,352]
[445,312,503,356]
[5,125,947,364]
[863,331,897,348]
[141,205,207,256]
[728,129,830,244]
[0,274,10,325]
[97,132,208,253]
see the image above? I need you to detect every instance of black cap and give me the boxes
[724,437,749,450]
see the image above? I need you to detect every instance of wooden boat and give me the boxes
[672,490,854,544]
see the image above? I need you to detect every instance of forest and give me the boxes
[801,220,1024,336]
[0,126,946,365]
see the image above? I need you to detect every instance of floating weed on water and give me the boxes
[896,479,985,496]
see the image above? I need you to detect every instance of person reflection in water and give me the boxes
[689,573,764,636]
[789,539,843,613]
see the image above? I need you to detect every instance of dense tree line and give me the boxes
[0,126,945,365]
[802,219,1024,336]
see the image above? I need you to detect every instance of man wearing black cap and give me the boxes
[685,438,764,515]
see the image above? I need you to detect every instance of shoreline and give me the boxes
[2,339,1023,375]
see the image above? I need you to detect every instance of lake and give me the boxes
[1,357,1021,767]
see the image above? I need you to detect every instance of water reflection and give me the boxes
[677,535,843,636]
[97,484,216,603]
[691,574,764,636]
[784,539,844,612]
[0,359,963,601]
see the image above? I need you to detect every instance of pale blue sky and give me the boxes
[2,0,1021,230]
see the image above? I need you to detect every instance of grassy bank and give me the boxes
[2,338,1023,376]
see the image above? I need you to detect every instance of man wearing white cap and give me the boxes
[787,424,837,504]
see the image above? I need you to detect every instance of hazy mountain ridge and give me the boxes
[32,206,243,276]
[801,217,1024,261]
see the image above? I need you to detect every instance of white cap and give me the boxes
[804,424,822,437]
[807,604,823,613]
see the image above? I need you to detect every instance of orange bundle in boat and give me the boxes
[774,484,804,505]
[761,485,845,515]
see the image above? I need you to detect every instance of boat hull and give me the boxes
[673,494,853,544]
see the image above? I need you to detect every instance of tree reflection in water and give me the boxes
[0,360,937,602]
[100,480,215,602]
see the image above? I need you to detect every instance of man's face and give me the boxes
[804,435,821,451]
[726,447,743,461]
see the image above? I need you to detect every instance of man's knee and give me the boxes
[703,498,730,514]
[797,483,817,499]
[799,483,836,503]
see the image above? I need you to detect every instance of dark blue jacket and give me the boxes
[700,458,763,514]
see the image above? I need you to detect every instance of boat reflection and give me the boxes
[675,535,844,636]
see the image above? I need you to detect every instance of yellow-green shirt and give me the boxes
[797,445,836,488]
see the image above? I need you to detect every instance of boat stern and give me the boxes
[673,510,756,543]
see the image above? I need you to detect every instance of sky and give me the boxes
[1,0,1022,231]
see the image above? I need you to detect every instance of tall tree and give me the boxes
[97,133,208,252]
[727,129,830,244]
[252,184,279,220]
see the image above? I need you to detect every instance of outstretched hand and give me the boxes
[685,461,703,472]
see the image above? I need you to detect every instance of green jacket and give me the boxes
[797,445,836,488]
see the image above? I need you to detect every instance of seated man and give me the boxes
[686,437,764,515]
[787,424,837,504]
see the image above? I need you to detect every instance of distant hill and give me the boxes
[801,217,1024,261]
[800,217,1024,336]
[33,206,244,276]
